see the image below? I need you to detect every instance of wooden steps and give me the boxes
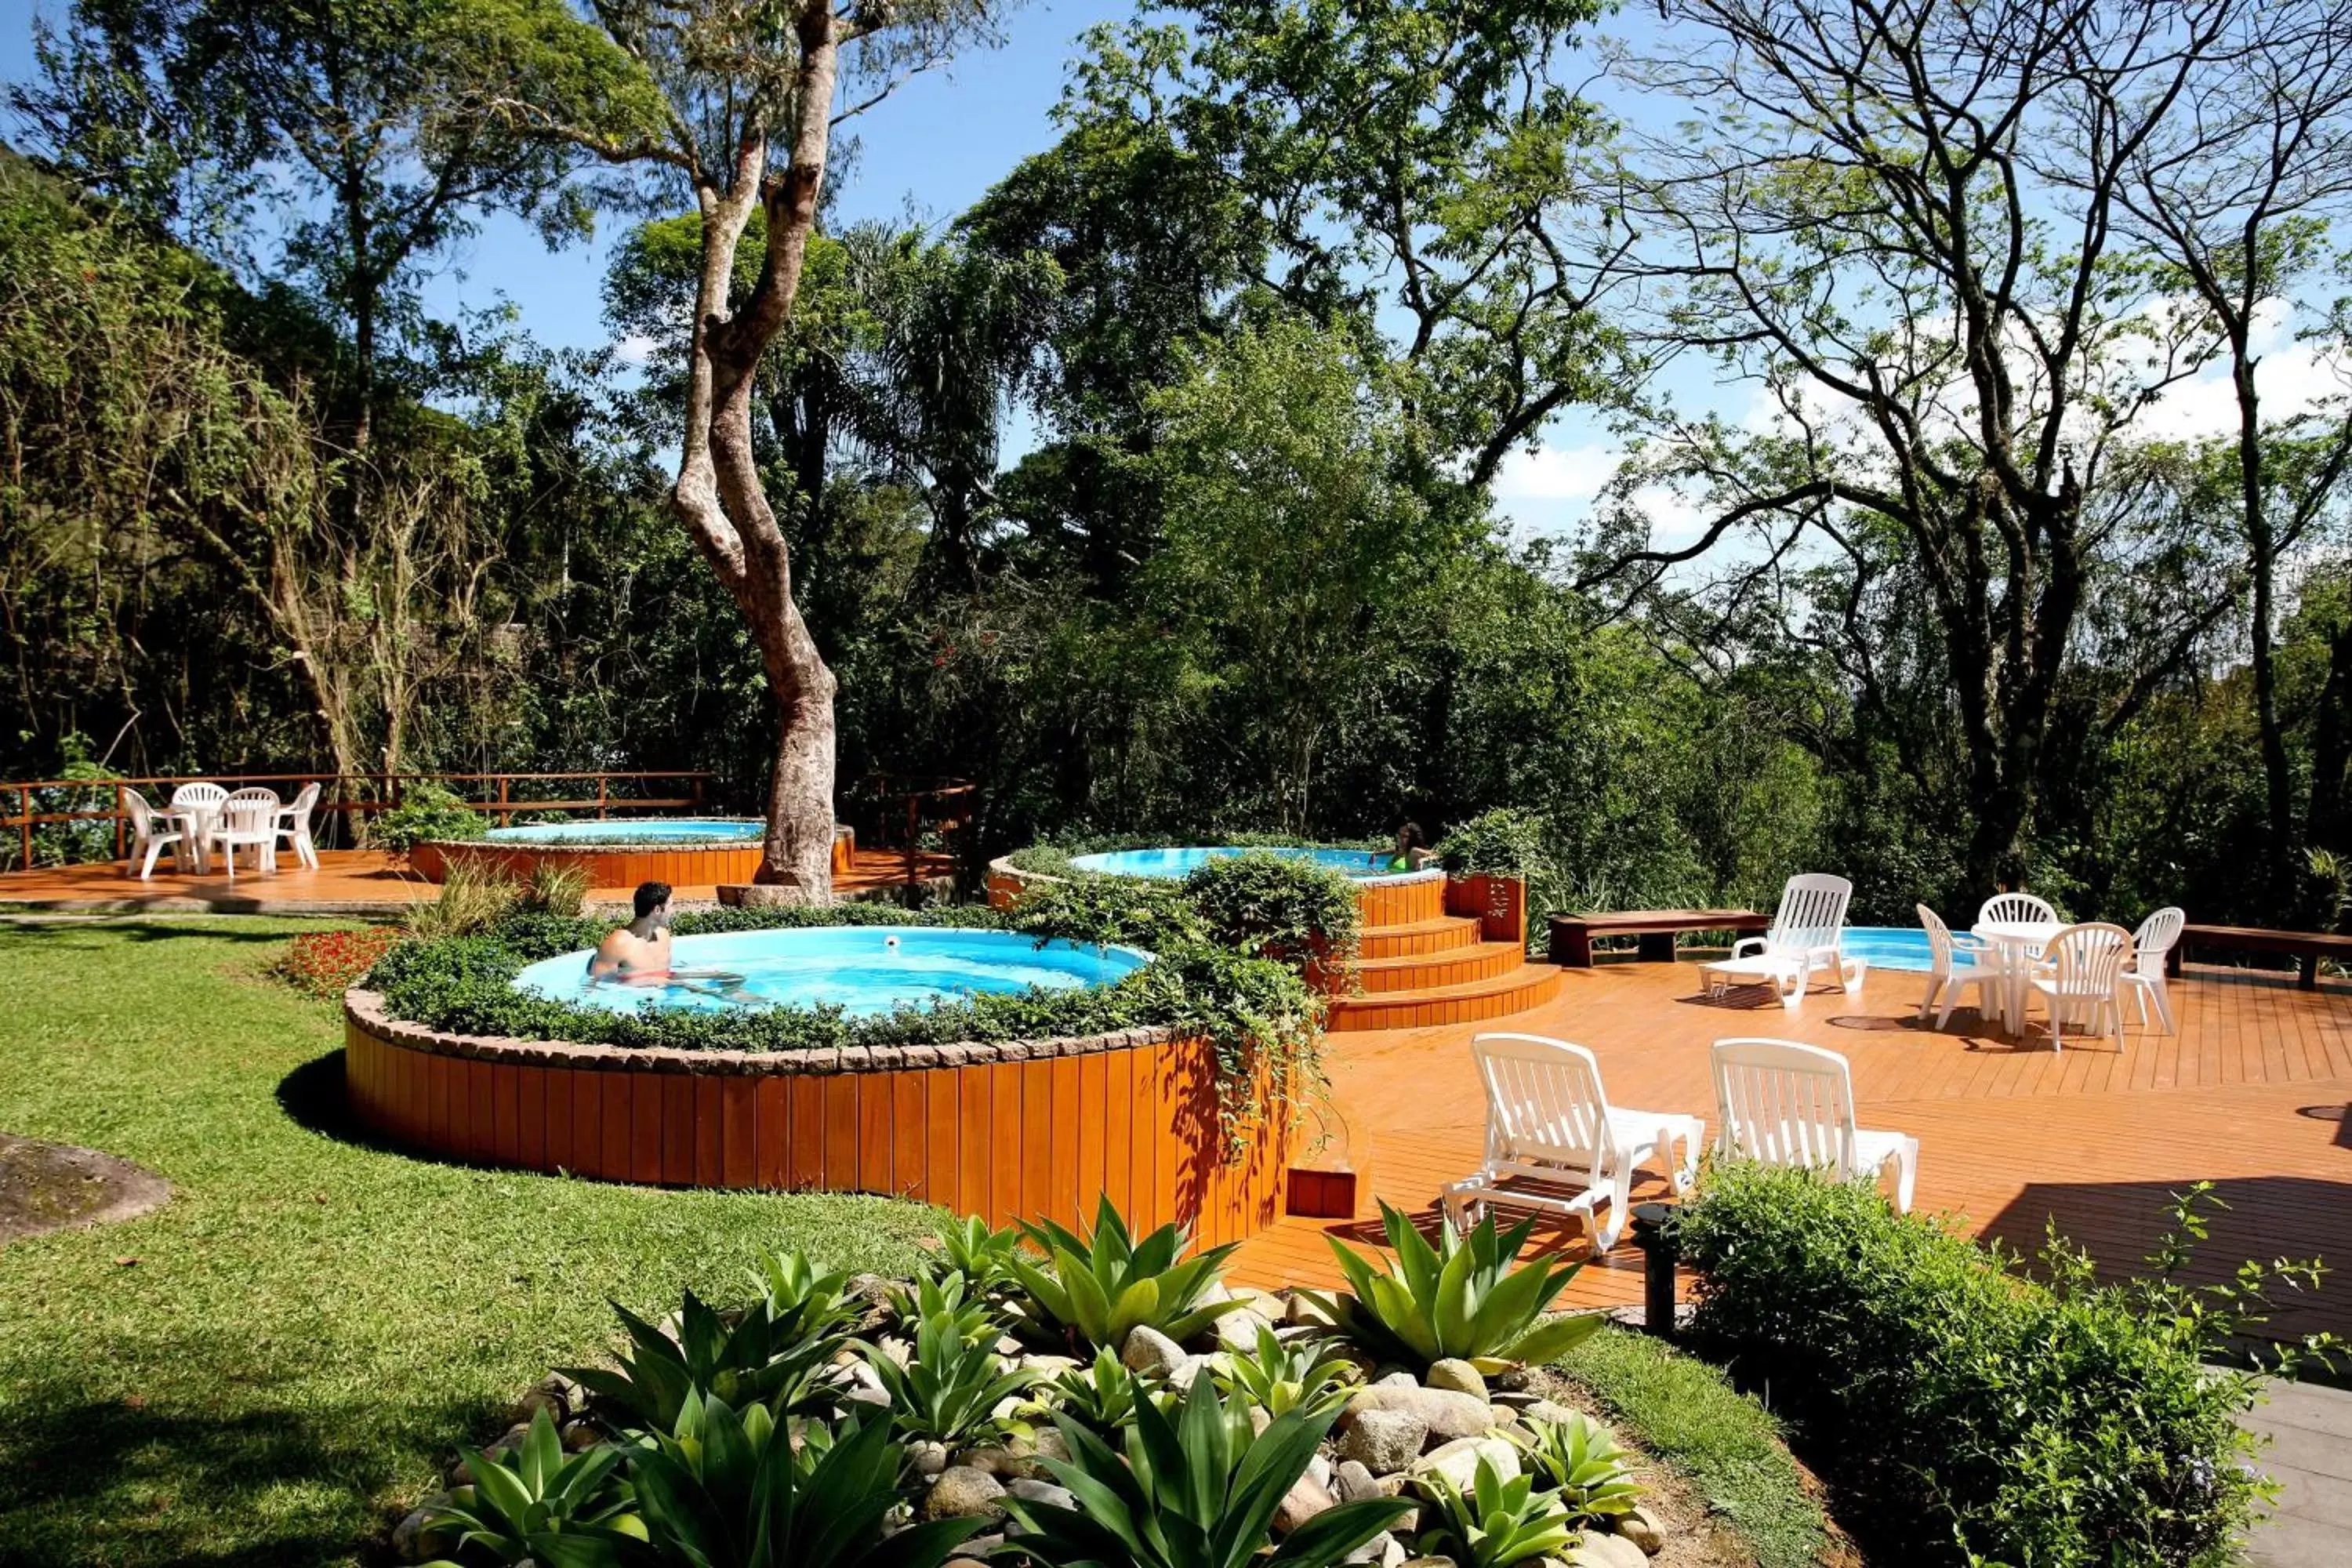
[1328,880,1559,1032]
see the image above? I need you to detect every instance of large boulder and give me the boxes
[1337,1407,1429,1474]
[1345,1385,1495,1443]
[1121,1324,1192,1381]
[1409,1436,1519,1493]
[922,1467,1008,1523]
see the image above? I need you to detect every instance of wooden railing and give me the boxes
[0,771,711,869]
[854,774,978,887]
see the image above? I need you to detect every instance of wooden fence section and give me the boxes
[343,1000,1291,1247]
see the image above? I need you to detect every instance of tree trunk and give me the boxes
[2234,348,2296,905]
[2310,605,2352,852]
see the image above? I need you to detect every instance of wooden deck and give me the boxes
[1232,957,2352,1342]
[0,847,956,915]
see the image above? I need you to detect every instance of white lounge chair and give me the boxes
[207,787,281,880]
[1978,891,2060,927]
[1439,1033,1704,1254]
[2024,923,2133,1053]
[1699,873,1864,1009]
[2124,907,2184,1035]
[275,781,321,870]
[1711,1037,1918,1210]
[1915,904,1993,1028]
[168,781,227,872]
[122,791,185,880]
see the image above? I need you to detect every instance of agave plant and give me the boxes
[887,1268,1001,1341]
[416,1408,645,1566]
[1003,1374,1413,1568]
[750,1250,861,1338]
[1042,1346,1169,1438]
[858,1278,1039,1446]
[628,1393,982,1568]
[1007,1195,1247,1351]
[1415,1454,1582,1568]
[563,1288,843,1433]
[1213,1323,1361,1418]
[1513,1412,1642,1523]
[927,1214,1023,1298]
[1316,1203,1599,1371]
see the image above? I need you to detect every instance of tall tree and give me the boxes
[488,0,1004,898]
[1599,0,2245,894]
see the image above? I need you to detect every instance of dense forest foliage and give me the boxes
[6,0,2352,927]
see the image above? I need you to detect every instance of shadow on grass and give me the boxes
[273,1051,425,1169]
[0,1385,487,1567]
[0,918,312,948]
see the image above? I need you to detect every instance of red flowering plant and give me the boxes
[275,927,402,998]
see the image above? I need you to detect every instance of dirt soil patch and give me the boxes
[0,1131,170,1243]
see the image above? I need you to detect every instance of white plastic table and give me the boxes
[1972,919,2063,1036]
[160,806,216,873]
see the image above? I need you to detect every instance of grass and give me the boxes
[0,917,942,1567]
[1557,1325,1834,1568]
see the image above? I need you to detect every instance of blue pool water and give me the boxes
[511,927,1149,1017]
[1838,926,1936,972]
[485,817,762,844]
[1069,845,1406,880]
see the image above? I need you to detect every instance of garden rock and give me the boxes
[510,1374,573,1426]
[1410,1436,1519,1492]
[560,1420,601,1453]
[1612,1507,1665,1556]
[1374,1370,1421,1389]
[1213,1307,1279,1354]
[1007,1478,1076,1512]
[1345,1530,1405,1566]
[1566,1531,1648,1568]
[1334,1459,1383,1503]
[1488,1403,1521,1430]
[1022,1353,1080,1378]
[1307,1454,1333,1490]
[1273,1474,1338,1534]
[391,1501,452,1564]
[1425,1359,1487,1400]
[1523,1399,1578,1428]
[1287,1290,1341,1329]
[1400,1558,1457,1568]
[1338,1407,1428,1473]
[1345,1385,1494,1442]
[908,1439,949,1477]
[922,1466,1007,1523]
[1121,1324,1191,1380]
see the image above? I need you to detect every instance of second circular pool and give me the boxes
[1069,845,1414,880]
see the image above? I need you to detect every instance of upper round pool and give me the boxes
[1837,927,1936,972]
[1069,845,1408,880]
[511,926,1149,1017]
[484,817,764,845]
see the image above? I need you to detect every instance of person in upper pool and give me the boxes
[1387,821,1441,873]
[591,880,752,1001]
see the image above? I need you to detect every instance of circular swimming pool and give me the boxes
[1838,927,1936,972]
[511,926,1149,1017]
[1069,845,1410,880]
[485,817,763,844]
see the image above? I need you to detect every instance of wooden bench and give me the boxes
[1548,909,1770,967]
[2169,923,2352,989]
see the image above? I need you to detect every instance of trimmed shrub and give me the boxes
[1675,1161,2331,1566]
[369,781,485,855]
[1183,851,1359,971]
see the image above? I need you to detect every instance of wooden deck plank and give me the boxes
[1228,958,2352,1342]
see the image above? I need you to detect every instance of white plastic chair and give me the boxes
[1915,904,1993,1028]
[122,792,184,880]
[1977,891,2060,927]
[169,782,228,872]
[1439,1033,1704,1254]
[274,782,321,870]
[1710,1037,1918,1210]
[2024,923,2133,1053]
[206,788,281,880]
[1700,873,1864,1008]
[2123,907,2184,1036]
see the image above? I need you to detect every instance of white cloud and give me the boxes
[614,332,661,365]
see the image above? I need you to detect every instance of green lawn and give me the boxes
[0,918,940,1567]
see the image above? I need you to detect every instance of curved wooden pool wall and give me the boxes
[342,991,1290,1244]
[411,826,855,888]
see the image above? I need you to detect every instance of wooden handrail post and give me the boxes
[114,783,126,860]
[19,786,31,871]
[497,776,510,829]
[597,775,609,820]
[904,794,919,889]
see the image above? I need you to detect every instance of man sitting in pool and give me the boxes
[591,881,753,1001]
[1388,822,1441,873]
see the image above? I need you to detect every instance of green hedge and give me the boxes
[1675,1162,2328,1567]
[1002,832,1382,878]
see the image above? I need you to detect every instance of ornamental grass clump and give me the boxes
[1676,1161,2336,1567]
[1316,1202,1600,1371]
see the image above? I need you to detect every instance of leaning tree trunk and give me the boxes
[666,2,845,900]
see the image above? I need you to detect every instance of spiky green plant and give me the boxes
[628,1395,982,1568]
[1513,1412,1642,1522]
[416,1408,644,1566]
[749,1250,861,1339]
[1416,1455,1582,1568]
[1003,1375,1413,1568]
[1041,1345,1168,1439]
[1316,1203,1600,1371]
[1213,1322,1361,1418]
[858,1279,1039,1446]
[1007,1195,1247,1351]
[928,1214,1023,1298]
[562,1288,843,1433]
